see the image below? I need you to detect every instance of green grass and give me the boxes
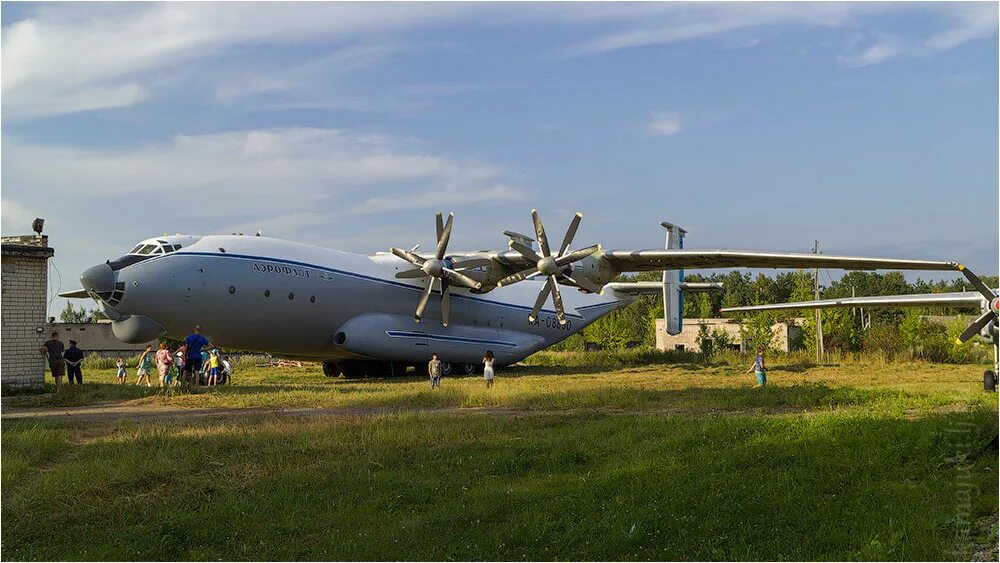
[2,359,997,560]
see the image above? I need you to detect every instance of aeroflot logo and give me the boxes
[251,262,310,278]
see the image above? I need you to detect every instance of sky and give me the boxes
[1,1,997,317]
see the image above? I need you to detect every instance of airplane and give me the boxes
[60,209,973,378]
[719,267,1000,380]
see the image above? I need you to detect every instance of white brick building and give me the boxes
[2,235,55,391]
[655,317,805,353]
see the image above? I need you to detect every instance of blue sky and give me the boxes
[1,2,997,316]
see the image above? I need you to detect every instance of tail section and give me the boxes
[661,221,686,335]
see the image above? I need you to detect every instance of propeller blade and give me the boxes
[549,275,566,324]
[554,244,600,267]
[531,209,551,258]
[395,269,428,279]
[450,258,492,270]
[435,212,454,260]
[441,267,482,289]
[390,247,425,266]
[959,264,997,302]
[558,212,583,257]
[414,278,435,323]
[509,241,542,263]
[529,279,552,322]
[441,282,451,327]
[565,272,603,294]
[498,267,540,287]
[435,212,444,242]
[959,310,997,343]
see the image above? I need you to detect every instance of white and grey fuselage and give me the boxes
[83,234,634,365]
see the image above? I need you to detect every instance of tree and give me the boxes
[59,302,90,323]
[739,312,777,354]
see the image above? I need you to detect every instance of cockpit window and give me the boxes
[151,246,164,255]
[137,244,157,255]
[129,245,143,254]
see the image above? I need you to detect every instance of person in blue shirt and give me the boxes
[744,348,767,387]
[182,325,213,385]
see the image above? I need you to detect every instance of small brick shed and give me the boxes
[2,234,55,391]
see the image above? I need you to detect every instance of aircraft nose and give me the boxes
[80,263,115,295]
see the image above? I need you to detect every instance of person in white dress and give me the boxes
[483,350,495,388]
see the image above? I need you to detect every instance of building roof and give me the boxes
[1,235,54,258]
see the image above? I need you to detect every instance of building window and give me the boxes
[675,345,685,351]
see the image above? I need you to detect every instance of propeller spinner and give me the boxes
[390,212,486,327]
[498,209,601,325]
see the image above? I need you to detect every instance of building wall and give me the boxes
[45,321,155,356]
[1,237,54,390]
[655,317,804,353]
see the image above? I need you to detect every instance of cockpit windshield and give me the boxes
[128,242,183,255]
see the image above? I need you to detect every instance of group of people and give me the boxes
[40,325,233,391]
[125,325,232,387]
[39,332,85,392]
[427,350,496,388]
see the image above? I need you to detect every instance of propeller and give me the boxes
[957,265,999,343]
[498,209,601,324]
[390,212,484,326]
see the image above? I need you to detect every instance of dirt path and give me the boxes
[1,403,527,424]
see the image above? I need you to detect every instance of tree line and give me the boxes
[553,270,998,363]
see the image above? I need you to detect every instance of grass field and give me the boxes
[2,357,998,560]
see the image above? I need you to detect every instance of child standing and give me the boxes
[206,349,221,386]
[744,348,768,388]
[483,350,496,388]
[116,357,127,384]
[136,345,153,387]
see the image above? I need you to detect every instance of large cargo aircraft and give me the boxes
[61,210,969,377]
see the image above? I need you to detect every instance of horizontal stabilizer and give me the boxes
[58,288,90,299]
[605,281,723,296]
[720,291,985,314]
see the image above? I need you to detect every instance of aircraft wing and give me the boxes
[720,291,984,313]
[601,249,960,273]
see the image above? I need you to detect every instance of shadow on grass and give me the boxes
[2,408,996,561]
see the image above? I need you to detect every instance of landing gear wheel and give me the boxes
[985,370,997,392]
[440,362,454,376]
[338,360,367,379]
[322,361,341,378]
[462,363,480,375]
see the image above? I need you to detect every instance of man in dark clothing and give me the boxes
[39,331,65,392]
[183,325,213,385]
[64,339,85,384]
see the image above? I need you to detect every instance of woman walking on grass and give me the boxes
[744,348,767,388]
[135,345,153,387]
[483,350,495,388]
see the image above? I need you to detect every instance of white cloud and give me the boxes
[837,39,900,67]
[2,127,522,208]
[1,199,40,234]
[648,112,682,136]
[3,3,996,119]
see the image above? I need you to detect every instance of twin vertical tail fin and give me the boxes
[661,221,687,335]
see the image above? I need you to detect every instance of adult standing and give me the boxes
[428,353,442,388]
[63,339,85,385]
[39,331,65,392]
[482,350,496,388]
[155,343,173,387]
[182,325,212,385]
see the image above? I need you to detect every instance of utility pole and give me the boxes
[813,240,824,362]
